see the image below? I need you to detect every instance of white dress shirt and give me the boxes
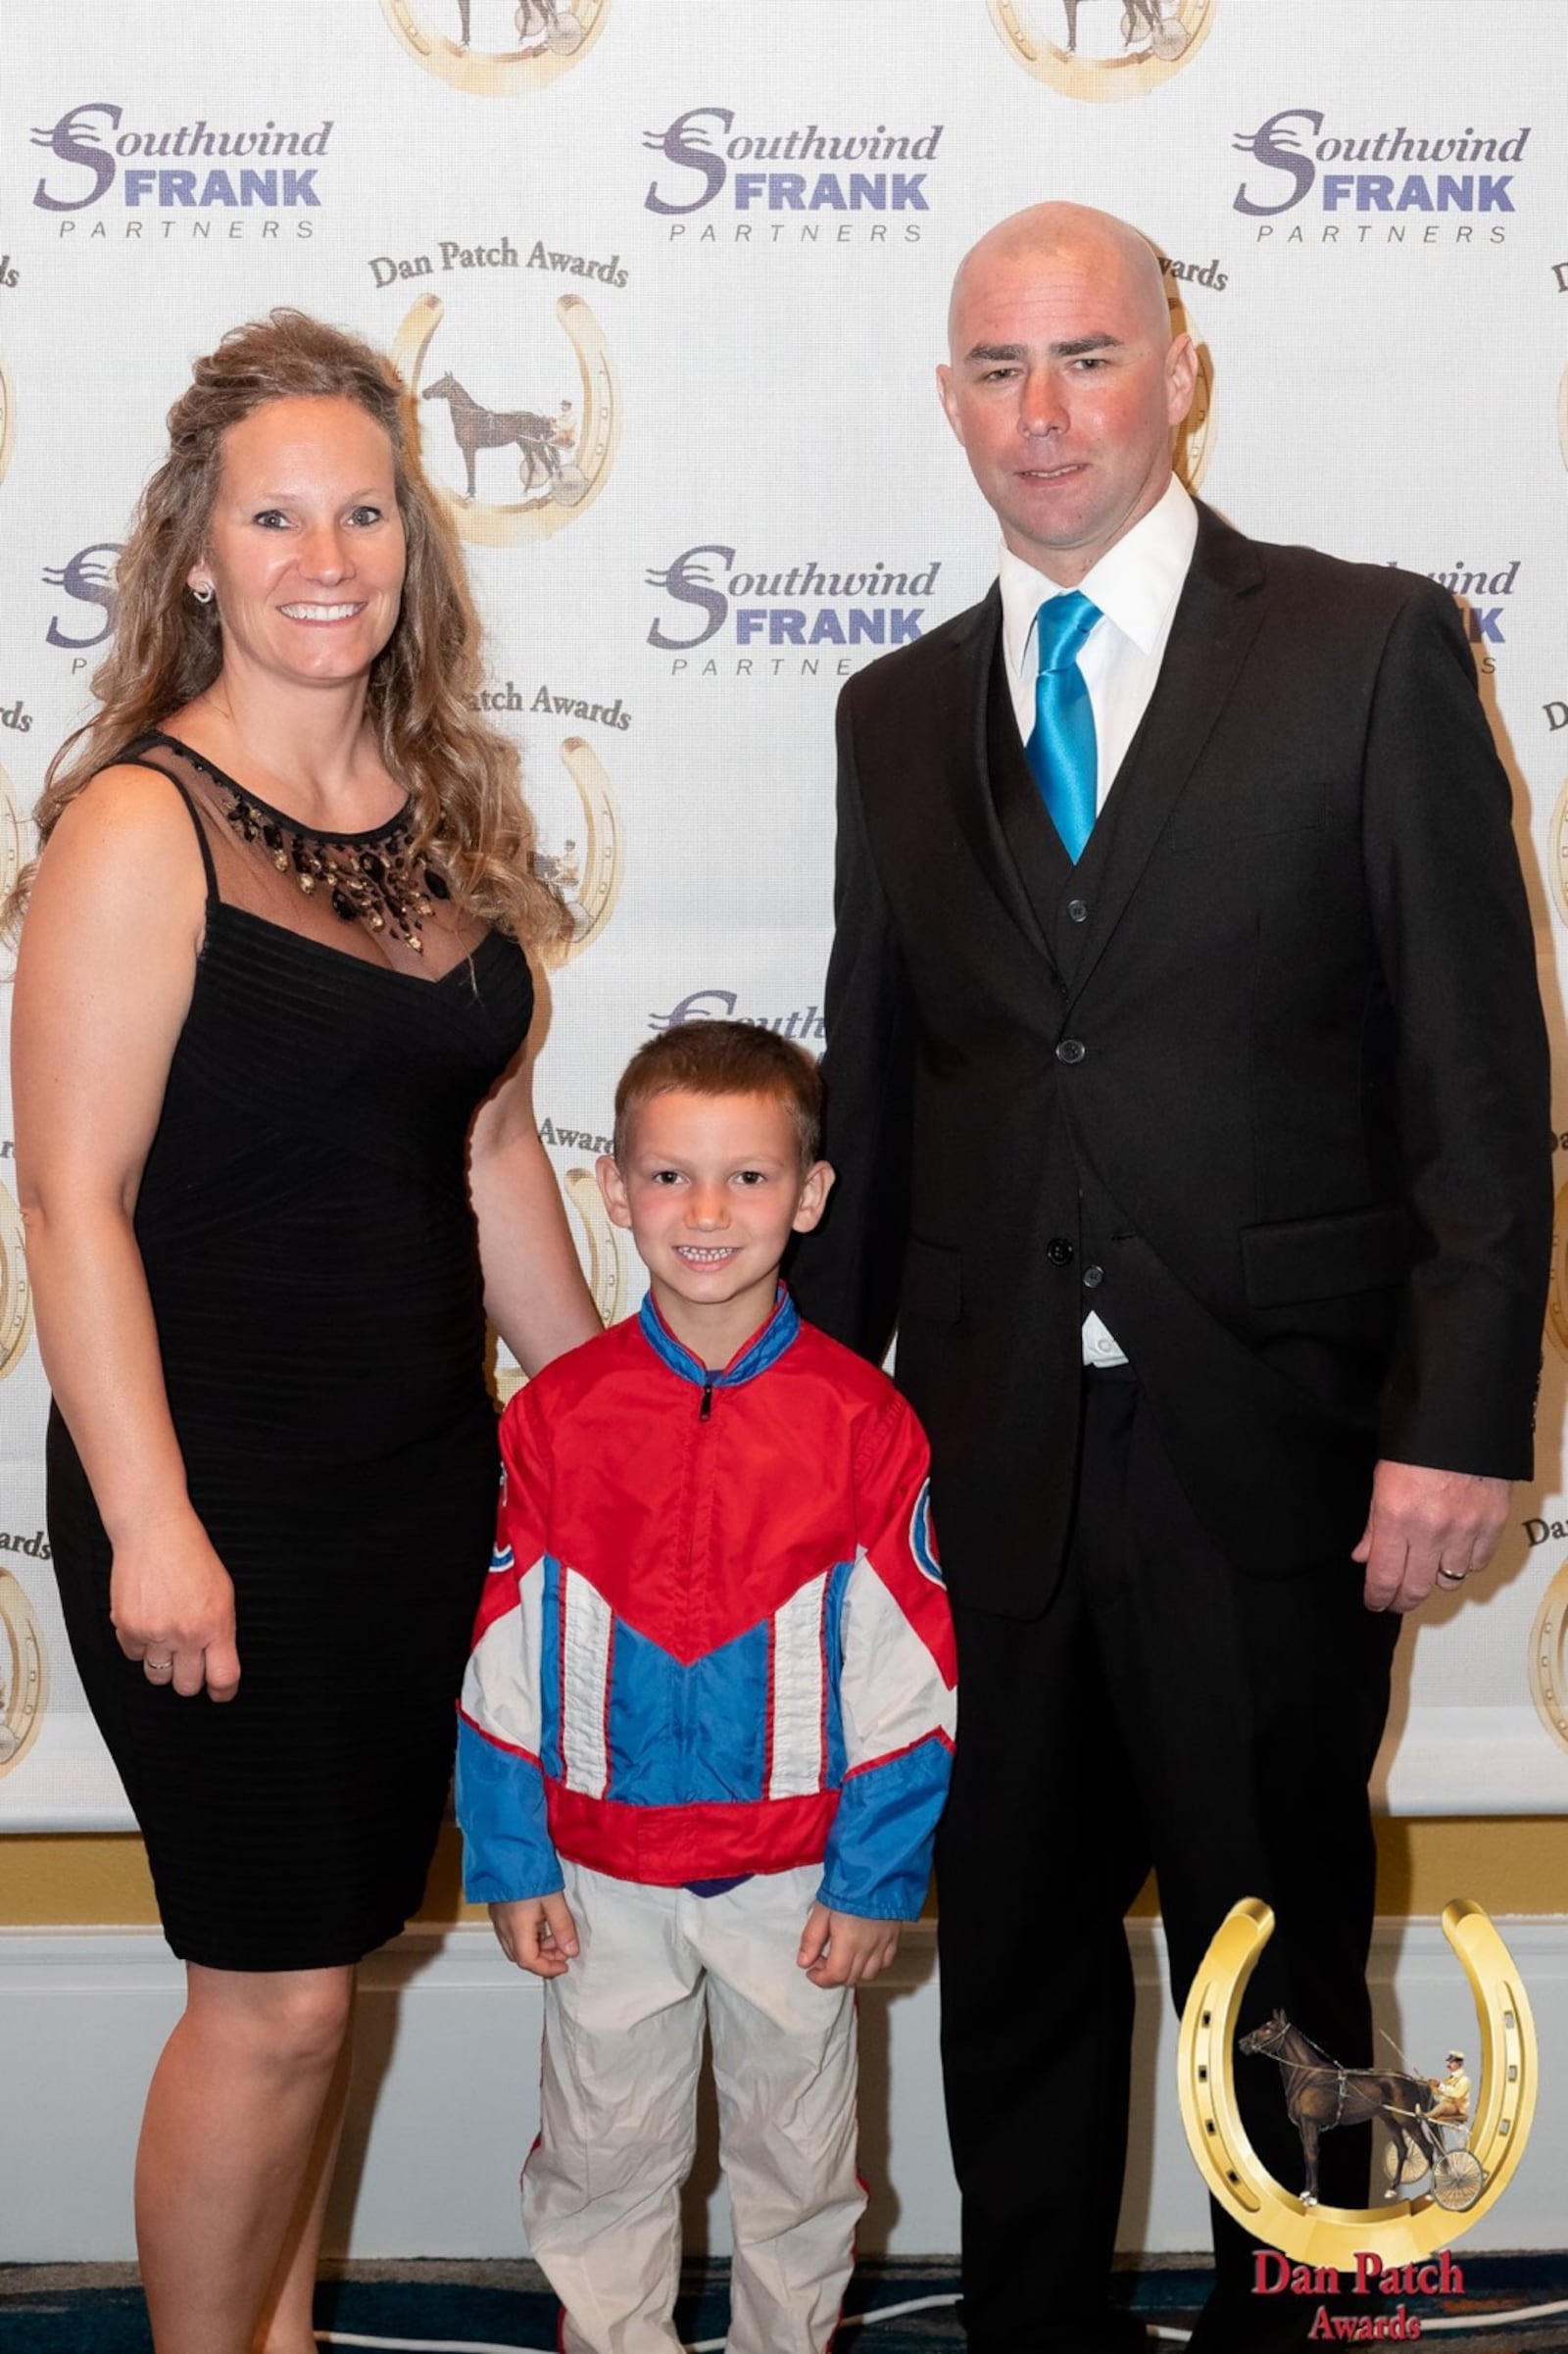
[996,474,1199,1364]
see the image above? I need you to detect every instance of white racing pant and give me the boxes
[521,1859,864,2354]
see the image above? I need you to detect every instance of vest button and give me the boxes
[1066,898,1089,924]
[1047,1238,1075,1266]
[1082,1263,1104,1289]
[1055,1038,1086,1064]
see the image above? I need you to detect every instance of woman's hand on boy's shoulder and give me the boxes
[489,1892,580,1977]
[797,1901,901,1987]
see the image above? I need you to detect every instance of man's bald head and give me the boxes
[936,200,1195,585]
[948,203,1172,358]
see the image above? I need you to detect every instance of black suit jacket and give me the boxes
[791,503,1552,1617]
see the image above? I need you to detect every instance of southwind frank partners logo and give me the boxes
[649,988,825,1045]
[31,102,330,241]
[644,109,941,248]
[647,546,942,680]
[41,543,121,668]
[1233,109,1531,247]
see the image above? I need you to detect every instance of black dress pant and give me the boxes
[935,1369,1398,2353]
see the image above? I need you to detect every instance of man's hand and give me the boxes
[797,1901,902,1987]
[489,1892,579,1977]
[1352,1460,1510,1614]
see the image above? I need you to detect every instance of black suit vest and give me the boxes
[983,634,1128,989]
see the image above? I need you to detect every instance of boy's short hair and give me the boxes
[613,1020,824,1167]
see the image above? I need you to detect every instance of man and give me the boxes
[1429,2052,1472,2128]
[790,203,1550,2352]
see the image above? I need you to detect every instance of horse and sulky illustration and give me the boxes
[421,374,583,505]
[1241,2012,1485,2213]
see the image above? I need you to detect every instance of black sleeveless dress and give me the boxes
[47,733,532,1970]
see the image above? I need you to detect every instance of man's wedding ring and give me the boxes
[1436,1569,1466,1588]
[145,1654,175,1679]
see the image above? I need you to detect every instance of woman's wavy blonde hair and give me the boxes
[15,308,567,947]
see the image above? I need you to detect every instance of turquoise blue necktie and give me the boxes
[1027,591,1101,862]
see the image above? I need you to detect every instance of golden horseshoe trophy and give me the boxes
[1179,1897,1536,2268]
[0,1569,48,1777]
[391,291,620,547]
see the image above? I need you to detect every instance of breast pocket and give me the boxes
[1167,780,1329,853]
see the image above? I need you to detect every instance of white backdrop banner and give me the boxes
[2,0,1566,1827]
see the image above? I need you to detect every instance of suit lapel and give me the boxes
[935,586,1060,973]
[1063,505,1266,1008]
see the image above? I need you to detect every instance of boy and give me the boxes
[457,1020,956,2354]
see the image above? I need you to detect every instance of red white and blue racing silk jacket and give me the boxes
[457,1288,956,1920]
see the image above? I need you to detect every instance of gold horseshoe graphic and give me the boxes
[1162,294,1214,497]
[380,0,610,95]
[540,736,621,971]
[1547,1175,1568,1362]
[1528,1556,1568,1753]
[491,1160,624,1407]
[0,1181,36,1383]
[1548,784,1568,934]
[987,0,1215,100]
[392,290,619,547]
[0,346,15,487]
[563,1166,624,1328]
[1179,1897,1536,2267]
[1,760,24,907]
[0,1568,49,1778]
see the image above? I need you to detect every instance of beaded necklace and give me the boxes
[217,781,448,952]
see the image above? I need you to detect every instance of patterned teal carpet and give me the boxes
[4,2255,1568,2349]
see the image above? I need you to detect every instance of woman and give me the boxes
[9,310,600,2354]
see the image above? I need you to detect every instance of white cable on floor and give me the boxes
[315,2299,972,2354]
[829,2291,963,2325]
[315,2285,1568,2352]
[319,2335,553,2354]
[1423,2297,1568,2330]
[1133,2291,1568,2341]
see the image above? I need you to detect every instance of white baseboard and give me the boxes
[3,1918,1565,2263]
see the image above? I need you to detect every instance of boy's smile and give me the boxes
[597,1089,833,1367]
